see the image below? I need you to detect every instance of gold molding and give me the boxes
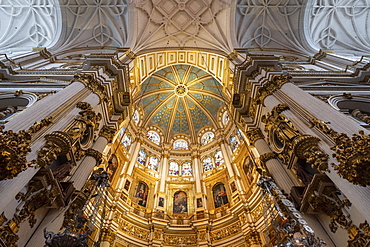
[86,148,103,164]
[99,125,116,142]
[255,75,291,104]
[245,128,264,146]
[74,73,108,102]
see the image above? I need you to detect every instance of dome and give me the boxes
[133,64,228,143]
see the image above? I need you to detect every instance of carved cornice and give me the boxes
[37,131,73,168]
[74,73,108,102]
[99,125,116,142]
[292,135,329,172]
[86,148,103,164]
[255,75,291,104]
[245,128,264,145]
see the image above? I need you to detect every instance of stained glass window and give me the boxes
[122,134,131,150]
[173,139,188,150]
[214,150,224,167]
[222,111,230,125]
[137,149,147,165]
[182,162,192,176]
[169,162,179,176]
[133,110,140,124]
[148,156,159,171]
[201,132,214,145]
[230,135,239,152]
[147,130,160,144]
[203,157,213,172]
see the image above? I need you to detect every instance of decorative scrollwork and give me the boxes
[99,125,116,143]
[331,130,370,187]
[36,131,73,168]
[86,148,103,164]
[0,126,34,180]
[28,116,53,134]
[259,152,277,166]
[293,135,329,172]
[348,221,370,247]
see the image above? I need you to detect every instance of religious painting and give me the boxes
[196,198,203,208]
[173,191,188,214]
[133,182,148,207]
[107,155,118,182]
[243,157,254,182]
[124,179,131,191]
[158,197,164,207]
[230,181,237,193]
[213,183,229,208]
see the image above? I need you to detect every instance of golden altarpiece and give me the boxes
[1,1,370,247]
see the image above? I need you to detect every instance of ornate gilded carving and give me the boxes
[0,126,33,180]
[348,221,370,247]
[86,148,103,164]
[76,102,102,131]
[256,75,291,104]
[245,128,264,145]
[0,219,19,247]
[28,116,53,134]
[209,221,241,242]
[99,125,116,142]
[153,229,162,240]
[36,131,73,168]
[119,221,150,241]
[163,235,197,245]
[245,231,262,246]
[102,229,116,244]
[259,152,277,166]
[198,230,207,241]
[331,130,370,187]
[292,135,329,172]
[74,74,108,102]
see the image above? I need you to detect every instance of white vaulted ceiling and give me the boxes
[0,0,369,56]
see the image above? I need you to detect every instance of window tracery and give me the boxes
[147,130,160,144]
[201,132,214,145]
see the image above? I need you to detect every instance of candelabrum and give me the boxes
[44,171,110,247]
[257,171,326,247]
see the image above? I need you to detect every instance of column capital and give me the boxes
[256,75,292,104]
[74,73,108,102]
[245,128,264,146]
[259,152,277,166]
[99,125,116,142]
[86,148,103,164]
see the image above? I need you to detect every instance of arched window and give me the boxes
[173,139,189,150]
[169,162,179,176]
[148,156,159,171]
[137,149,147,165]
[133,182,148,207]
[230,135,239,152]
[173,191,188,214]
[181,162,192,176]
[214,150,224,167]
[201,132,214,145]
[222,111,229,125]
[147,130,160,144]
[213,183,228,208]
[122,134,131,150]
[203,157,213,172]
[133,110,140,124]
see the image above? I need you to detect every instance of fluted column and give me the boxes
[192,153,202,193]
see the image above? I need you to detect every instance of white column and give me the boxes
[220,141,235,177]
[192,154,202,193]
[72,135,108,190]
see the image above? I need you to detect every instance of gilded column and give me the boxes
[159,149,170,193]
[192,152,202,194]
[219,140,235,178]
[125,138,142,176]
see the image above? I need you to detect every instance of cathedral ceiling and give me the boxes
[133,64,227,143]
[0,1,369,56]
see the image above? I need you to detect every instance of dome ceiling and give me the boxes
[134,65,227,143]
